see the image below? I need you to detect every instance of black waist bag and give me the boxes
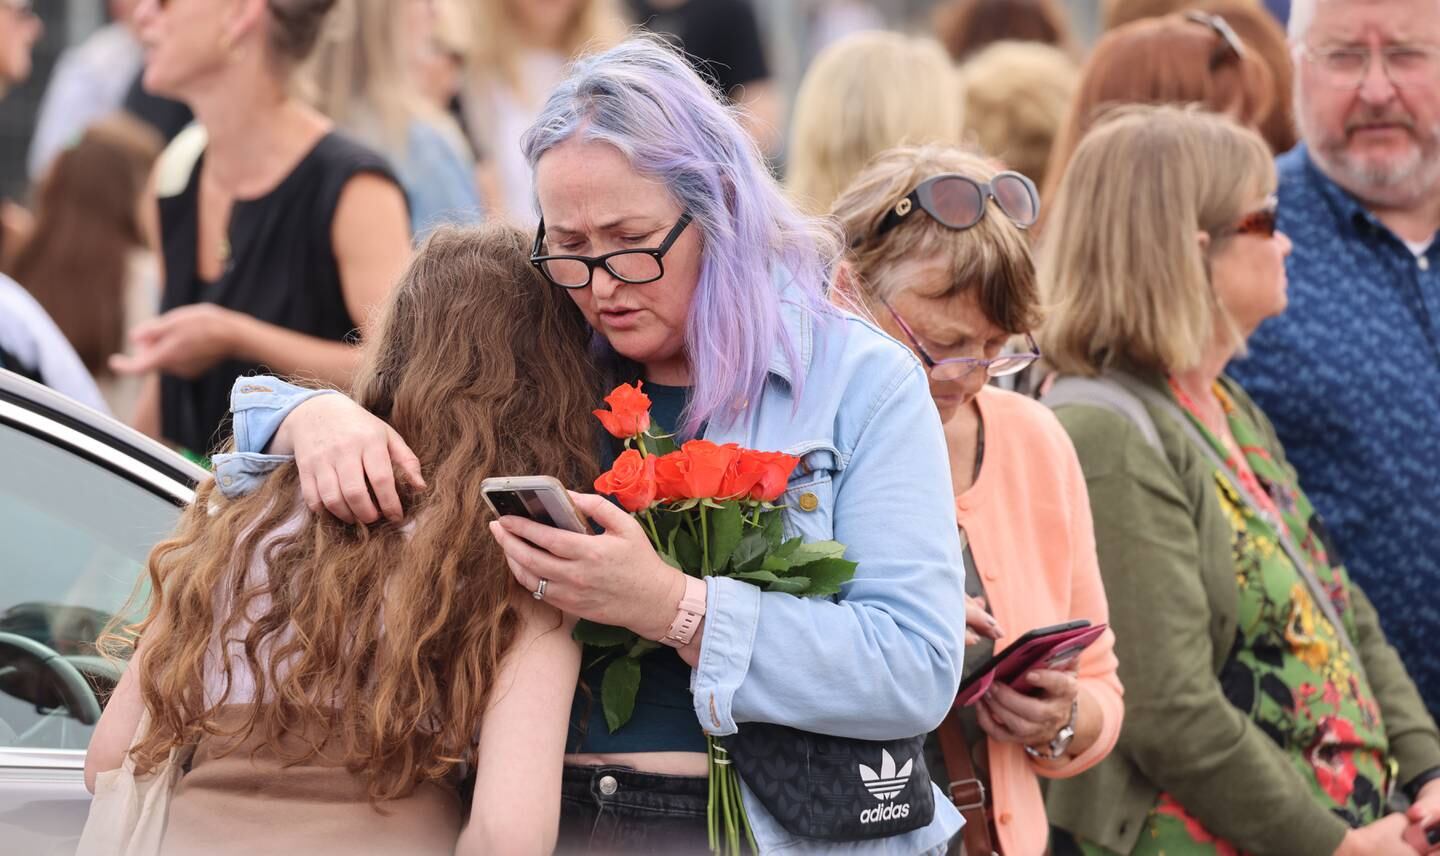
[721,724,934,841]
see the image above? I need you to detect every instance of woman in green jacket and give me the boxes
[1036,104,1440,856]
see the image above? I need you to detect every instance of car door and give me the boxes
[0,372,201,856]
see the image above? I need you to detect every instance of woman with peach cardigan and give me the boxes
[832,144,1123,855]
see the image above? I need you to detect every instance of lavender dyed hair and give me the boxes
[521,36,838,435]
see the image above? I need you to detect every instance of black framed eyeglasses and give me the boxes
[868,172,1039,245]
[883,301,1041,381]
[530,214,693,289]
[1184,11,1246,70]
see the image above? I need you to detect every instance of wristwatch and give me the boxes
[660,575,707,649]
[1025,700,1078,761]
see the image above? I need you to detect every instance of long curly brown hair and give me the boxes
[103,223,600,800]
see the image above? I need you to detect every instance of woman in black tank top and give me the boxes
[114,0,412,456]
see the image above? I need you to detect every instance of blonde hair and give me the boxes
[469,0,625,99]
[960,40,1077,190]
[832,144,1041,335]
[1038,105,1275,376]
[305,0,430,151]
[787,32,965,216]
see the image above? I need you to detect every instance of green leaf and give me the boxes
[657,550,682,570]
[645,431,679,456]
[733,570,784,586]
[674,526,703,572]
[786,540,847,565]
[628,638,663,658]
[709,502,745,571]
[730,530,768,573]
[766,576,812,595]
[794,557,858,597]
[573,620,637,648]
[760,553,794,573]
[762,509,786,550]
[602,656,642,733]
[775,537,802,559]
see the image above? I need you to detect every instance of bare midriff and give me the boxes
[566,751,709,777]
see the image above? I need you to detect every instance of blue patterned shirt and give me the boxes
[1229,144,1440,720]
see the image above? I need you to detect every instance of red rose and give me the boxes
[721,449,769,500]
[593,382,652,439]
[653,441,740,500]
[594,448,658,512]
[746,450,801,503]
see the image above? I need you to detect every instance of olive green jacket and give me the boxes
[1044,370,1440,856]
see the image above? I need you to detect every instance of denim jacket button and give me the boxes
[221,476,234,487]
[598,775,618,796]
[798,492,819,512]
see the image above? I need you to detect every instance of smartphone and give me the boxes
[480,476,592,534]
[1406,817,1440,853]
[954,620,1107,707]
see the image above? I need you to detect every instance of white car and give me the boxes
[0,370,203,855]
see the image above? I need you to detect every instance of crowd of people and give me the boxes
[1,0,1439,853]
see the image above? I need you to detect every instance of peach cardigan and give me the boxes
[956,387,1124,855]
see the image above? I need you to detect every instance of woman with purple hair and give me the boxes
[213,36,967,854]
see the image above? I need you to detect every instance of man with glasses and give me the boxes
[1231,0,1440,755]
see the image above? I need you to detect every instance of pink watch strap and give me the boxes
[662,575,707,648]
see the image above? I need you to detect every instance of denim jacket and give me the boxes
[214,305,968,854]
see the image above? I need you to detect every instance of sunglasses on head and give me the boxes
[1184,11,1246,70]
[1223,196,1279,239]
[866,172,1039,246]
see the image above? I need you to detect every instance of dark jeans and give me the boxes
[556,764,711,855]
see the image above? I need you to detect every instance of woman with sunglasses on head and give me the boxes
[203,36,969,854]
[1041,10,1274,203]
[1039,105,1440,856]
[832,145,1123,856]
[111,0,412,458]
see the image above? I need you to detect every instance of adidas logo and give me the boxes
[858,749,913,801]
[857,749,914,825]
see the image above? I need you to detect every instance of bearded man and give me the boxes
[1231,0,1440,733]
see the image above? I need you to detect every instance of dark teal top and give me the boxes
[567,382,708,754]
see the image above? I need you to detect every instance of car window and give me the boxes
[0,421,183,751]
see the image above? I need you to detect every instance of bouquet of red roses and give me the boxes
[582,382,859,855]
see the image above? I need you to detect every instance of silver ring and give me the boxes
[533,578,549,601]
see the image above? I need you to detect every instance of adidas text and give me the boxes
[859,802,912,824]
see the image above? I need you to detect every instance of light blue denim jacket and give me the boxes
[214,306,968,855]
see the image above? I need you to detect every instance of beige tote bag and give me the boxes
[77,711,193,856]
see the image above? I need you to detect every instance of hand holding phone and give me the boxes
[481,476,592,535]
[955,620,1106,707]
[1406,817,1440,853]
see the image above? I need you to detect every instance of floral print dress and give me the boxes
[1084,381,1391,856]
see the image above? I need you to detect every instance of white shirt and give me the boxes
[462,50,568,224]
[0,274,109,414]
[1404,236,1434,257]
[27,24,144,180]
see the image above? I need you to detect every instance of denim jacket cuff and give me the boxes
[230,375,338,454]
[211,452,293,499]
[691,576,763,736]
